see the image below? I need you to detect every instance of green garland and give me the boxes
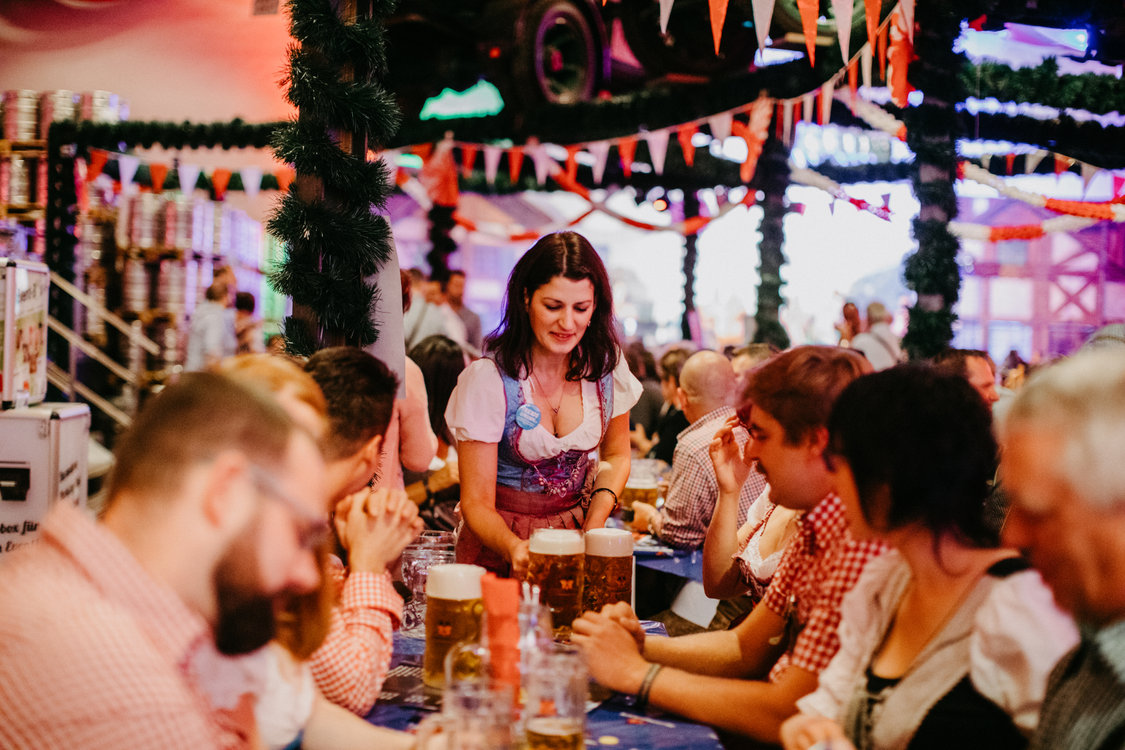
[900,1,968,360]
[269,0,400,354]
[963,57,1125,116]
[49,118,282,152]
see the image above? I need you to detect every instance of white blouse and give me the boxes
[445,354,642,460]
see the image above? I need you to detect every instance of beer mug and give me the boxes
[424,563,485,689]
[401,531,457,639]
[523,644,587,750]
[526,529,584,640]
[582,528,633,613]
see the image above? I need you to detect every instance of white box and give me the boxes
[0,402,90,554]
[0,257,49,408]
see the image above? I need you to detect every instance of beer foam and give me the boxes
[584,528,633,557]
[426,563,485,599]
[528,528,584,555]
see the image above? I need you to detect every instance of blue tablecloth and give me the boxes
[634,546,705,583]
[368,627,723,750]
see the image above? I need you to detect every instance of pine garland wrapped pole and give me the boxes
[681,189,700,341]
[752,131,792,350]
[900,2,966,359]
[269,0,400,354]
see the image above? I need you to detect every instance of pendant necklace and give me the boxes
[531,371,564,436]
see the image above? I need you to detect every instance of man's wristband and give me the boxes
[591,487,619,512]
[635,663,663,710]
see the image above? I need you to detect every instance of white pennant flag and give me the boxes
[980,154,992,171]
[528,140,554,185]
[801,93,815,122]
[659,0,675,33]
[899,0,914,41]
[483,145,502,185]
[644,130,671,175]
[861,45,873,89]
[178,163,202,195]
[117,154,140,190]
[1081,162,1097,195]
[588,141,610,184]
[240,166,263,198]
[831,0,854,64]
[708,112,733,142]
[782,100,795,145]
[1024,150,1045,175]
[820,81,834,126]
[750,0,775,55]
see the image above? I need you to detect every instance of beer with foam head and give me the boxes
[582,528,633,613]
[423,563,485,688]
[526,717,584,750]
[526,529,584,639]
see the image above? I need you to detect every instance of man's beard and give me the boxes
[212,535,277,656]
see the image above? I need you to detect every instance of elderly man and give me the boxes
[574,346,885,745]
[632,350,766,550]
[931,348,1000,407]
[1000,349,1125,750]
[0,374,328,747]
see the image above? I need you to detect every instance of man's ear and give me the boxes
[806,425,831,458]
[360,434,384,477]
[199,450,252,531]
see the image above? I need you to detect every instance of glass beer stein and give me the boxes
[424,563,485,689]
[526,529,585,640]
[582,528,633,613]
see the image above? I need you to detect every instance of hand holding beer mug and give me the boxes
[524,644,587,750]
[424,564,486,689]
[526,529,584,640]
[582,528,633,613]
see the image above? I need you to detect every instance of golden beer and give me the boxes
[422,564,485,689]
[526,529,585,639]
[621,479,660,509]
[583,527,634,613]
[526,717,584,750]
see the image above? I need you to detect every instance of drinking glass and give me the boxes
[424,563,485,689]
[401,531,457,638]
[526,529,585,640]
[523,643,587,750]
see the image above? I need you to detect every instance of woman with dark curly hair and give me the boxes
[781,365,1076,750]
[444,232,641,577]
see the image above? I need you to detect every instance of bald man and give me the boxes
[632,350,767,550]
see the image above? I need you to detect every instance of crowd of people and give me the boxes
[1,230,1123,750]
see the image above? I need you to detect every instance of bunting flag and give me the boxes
[240,166,263,198]
[618,136,637,178]
[1005,153,1016,175]
[899,0,915,41]
[178,163,202,194]
[147,162,169,193]
[86,148,109,182]
[117,154,140,189]
[644,129,670,175]
[877,23,888,80]
[861,45,873,89]
[708,0,730,55]
[1054,154,1072,178]
[960,161,1125,221]
[1114,175,1125,198]
[847,59,859,110]
[659,0,675,34]
[831,0,854,65]
[796,0,819,65]
[508,146,525,184]
[801,93,815,123]
[210,168,232,201]
[708,112,733,141]
[949,215,1098,241]
[1024,150,1045,175]
[1081,162,1097,195]
[588,140,610,184]
[483,145,502,185]
[460,143,478,178]
[421,138,459,206]
[275,166,296,192]
[864,0,881,55]
[529,140,554,185]
[677,124,697,168]
[819,81,834,126]
[565,144,581,180]
[887,10,914,107]
[750,0,775,55]
[981,154,993,172]
[782,99,795,145]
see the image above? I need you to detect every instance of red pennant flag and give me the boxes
[864,0,882,55]
[460,144,478,178]
[797,0,819,65]
[677,124,697,168]
[276,167,296,192]
[709,0,730,55]
[148,162,169,193]
[618,136,637,178]
[412,143,434,162]
[211,168,232,201]
[508,147,525,184]
[848,60,859,111]
[1113,174,1125,197]
[877,23,888,81]
[86,149,109,182]
[793,99,802,124]
[887,12,914,107]
[776,102,785,139]
[395,168,409,187]
[1053,155,1068,178]
[1005,153,1015,176]
[565,145,581,181]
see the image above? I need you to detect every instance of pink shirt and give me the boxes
[0,505,257,749]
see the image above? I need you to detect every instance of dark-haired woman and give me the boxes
[445,232,641,578]
[780,365,1076,750]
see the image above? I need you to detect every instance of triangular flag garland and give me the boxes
[750,0,775,55]
[588,140,611,184]
[796,0,820,65]
[708,0,730,56]
[677,124,697,168]
[831,0,855,67]
[148,162,169,193]
[659,0,675,34]
[483,145,503,185]
[618,136,637,179]
[644,130,670,176]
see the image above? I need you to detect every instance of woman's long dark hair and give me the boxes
[486,232,619,381]
[409,334,467,446]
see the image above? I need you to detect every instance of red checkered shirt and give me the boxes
[761,494,888,683]
[308,559,403,715]
[654,406,767,550]
[0,505,258,749]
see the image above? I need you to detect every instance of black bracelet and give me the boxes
[591,487,619,512]
[635,663,663,710]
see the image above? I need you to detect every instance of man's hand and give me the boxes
[779,714,855,750]
[335,488,424,575]
[571,608,650,694]
[630,500,658,534]
[709,416,753,495]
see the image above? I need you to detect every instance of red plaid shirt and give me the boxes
[308,560,403,714]
[761,494,888,682]
[654,406,767,550]
[0,505,257,749]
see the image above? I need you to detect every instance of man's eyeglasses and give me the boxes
[248,464,331,551]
